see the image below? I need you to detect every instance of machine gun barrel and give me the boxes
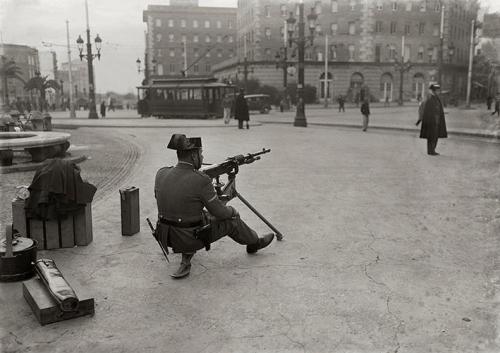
[201,148,270,179]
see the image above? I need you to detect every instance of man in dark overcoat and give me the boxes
[417,82,447,156]
[234,88,249,129]
[154,134,274,278]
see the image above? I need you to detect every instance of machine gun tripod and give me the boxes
[201,149,283,241]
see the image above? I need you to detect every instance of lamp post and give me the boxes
[395,35,413,106]
[437,3,445,86]
[76,0,102,119]
[286,2,317,127]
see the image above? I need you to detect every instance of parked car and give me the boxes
[244,94,272,114]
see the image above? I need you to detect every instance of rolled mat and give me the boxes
[35,259,79,312]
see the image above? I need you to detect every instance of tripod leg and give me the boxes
[235,191,283,241]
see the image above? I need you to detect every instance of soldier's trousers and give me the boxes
[209,216,259,246]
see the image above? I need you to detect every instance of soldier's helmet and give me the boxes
[167,134,202,150]
[428,82,441,90]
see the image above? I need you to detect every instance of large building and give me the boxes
[39,51,59,107]
[58,60,90,104]
[0,43,39,104]
[213,0,479,103]
[142,0,237,82]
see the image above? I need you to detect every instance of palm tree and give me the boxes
[0,56,25,109]
[24,71,60,111]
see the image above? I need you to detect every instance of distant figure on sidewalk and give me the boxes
[486,95,493,110]
[360,99,370,131]
[100,101,106,118]
[221,94,233,124]
[491,96,500,116]
[234,88,249,129]
[384,95,390,107]
[337,95,345,112]
[416,82,447,156]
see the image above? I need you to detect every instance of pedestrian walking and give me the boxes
[486,95,493,110]
[154,134,274,278]
[361,99,370,131]
[337,95,345,112]
[100,101,106,118]
[221,93,233,124]
[491,96,500,117]
[234,88,249,129]
[416,82,447,156]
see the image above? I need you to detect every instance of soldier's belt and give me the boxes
[159,218,203,228]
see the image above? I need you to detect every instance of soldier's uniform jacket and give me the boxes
[420,94,447,140]
[154,161,236,253]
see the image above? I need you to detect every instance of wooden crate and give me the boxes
[12,199,93,250]
[23,277,94,325]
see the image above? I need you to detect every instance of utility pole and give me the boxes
[438,3,445,85]
[323,33,328,108]
[466,19,475,108]
[66,20,76,118]
[183,39,188,77]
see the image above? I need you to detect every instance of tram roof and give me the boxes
[137,76,232,89]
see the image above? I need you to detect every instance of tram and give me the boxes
[136,77,235,119]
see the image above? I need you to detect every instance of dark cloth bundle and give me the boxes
[26,158,97,220]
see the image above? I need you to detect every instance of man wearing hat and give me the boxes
[416,82,447,155]
[154,134,274,278]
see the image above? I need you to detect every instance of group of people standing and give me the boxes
[221,88,250,129]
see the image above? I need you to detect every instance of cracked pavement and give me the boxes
[0,122,499,353]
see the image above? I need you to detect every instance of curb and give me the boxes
[53,122,263,129]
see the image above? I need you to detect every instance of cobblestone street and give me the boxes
[1,121,499,353]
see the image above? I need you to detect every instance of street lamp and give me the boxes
[275,47,295,110]
[286,4,317,127]
[76,0,102,119]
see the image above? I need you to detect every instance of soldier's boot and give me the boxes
[246,233,274,254]
[171,253,194,279]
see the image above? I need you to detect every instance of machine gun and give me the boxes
[200,148,283,241]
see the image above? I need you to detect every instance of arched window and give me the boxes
[380,73,393,102]
[413,73,426,100]
[350,72,364,89]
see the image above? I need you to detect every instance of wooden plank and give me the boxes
[22,278,95,326]
[44,220,59,250]
[74,204,93,246]
[29,219,45,250]
[59,216,75,248]
[11,198,27,237]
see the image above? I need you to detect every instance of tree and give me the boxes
[24,71,60,111]
[0,56,25,108]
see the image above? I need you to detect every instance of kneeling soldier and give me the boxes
[154,134,274,279]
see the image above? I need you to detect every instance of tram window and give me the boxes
[192,88,202,100]
[180,89,188,101]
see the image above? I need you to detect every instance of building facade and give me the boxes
[142,1,237,82]
[58,60,90,106]
[213,0,479,103]
[39,51,59,107]
[0,43,39,105]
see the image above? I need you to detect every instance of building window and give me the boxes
[193,35,199,43]
[418,22,425,35]
[434,1,441,12]
[376,0,383,11]
[315,1,322,14]
[194,48,199,57]
[217,49,223,58]
[390,22,396,34]
[417,45,424,61]
[155,19,162,27]
[156,33,162,42]
[391,1,397,11]
[229,49,234,58]
[330,23,338,35]
[205,35,211,43]
[169,49,175,57]
[157,48,163,57]
[204,20,210,28]
[375,21,383,33]
[433,23,439,36]
[404,24,410,35]
[265,48,272,60]
[280,26,285,38]
[404,45,410,62]
[420,1,426,12]
[406,2,412,11]
[181,19,186,28]
[193,20,198,28]
[206,51,211,58]
[265,5,271,17]
[388,44,396,60]
[228,20,234,29]
[331,0,338,12]
[217,35,222,43]
[280,4,287,16]
[348,45,355,60]
[348,22,356,35]
[350,0,356,11]
[169,63,175,73]
[181,34,186,43]
[168,34,174,42]
[330,44,337,59]
[168,19,174,27]
[265,27,271,40]
[216,20,222,28]
[228,35,234,43]
[205,63,211,72]
[194,64,199,73]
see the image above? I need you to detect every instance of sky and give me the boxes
[1,0,499,94]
